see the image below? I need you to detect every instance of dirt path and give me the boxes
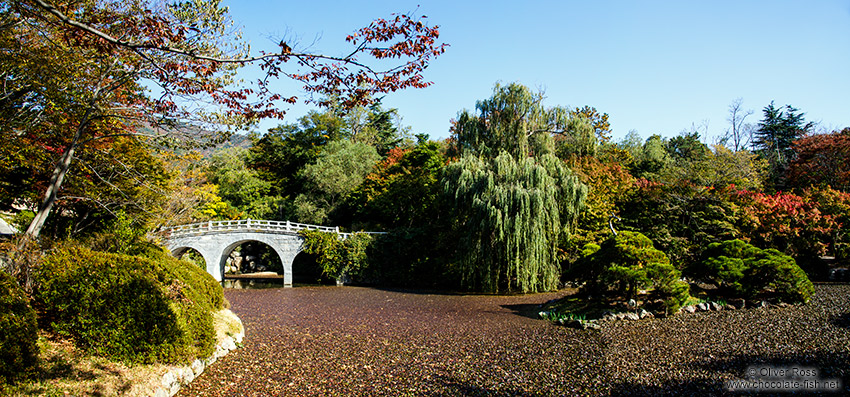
[179,285,850,396]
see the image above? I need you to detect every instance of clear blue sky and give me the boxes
[222,0,850,143]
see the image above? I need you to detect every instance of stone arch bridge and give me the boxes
[163,219,381,287]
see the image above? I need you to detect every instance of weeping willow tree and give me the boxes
[444,152,586,292]
[454,83,556,158]
[444,83,588,293]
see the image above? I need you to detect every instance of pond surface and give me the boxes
[179,285,850,396]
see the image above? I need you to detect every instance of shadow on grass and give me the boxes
[41,351,99,381]
[500,303,543,320]
[0,335,137,397]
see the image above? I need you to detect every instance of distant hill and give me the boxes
[134,122,254,158]
[198,133,253,158]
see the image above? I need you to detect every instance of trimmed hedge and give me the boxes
[693,239,815,303]
[32,245,224,364]
[0,271,38,385]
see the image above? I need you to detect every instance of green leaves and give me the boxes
[443,151,586,293]
[453,83,565,159]
[0,271,38,384]
[32,245,224,364]
[443,83,589,293]
[694,239,814,303]
[579,231,690,312]
[301,140,381,202]
[299,230,373,280]
[296,140,381,225]
[207,146,275,219]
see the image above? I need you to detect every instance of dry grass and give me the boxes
[213,308,244,342]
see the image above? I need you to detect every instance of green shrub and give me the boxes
[299,230,373,281]
[660,279,691,313]
[11,211,34,232]
[0,271,38,384]
[580,231,690,312]
[692,239,814,303]
[750,248,815,303]
[693,239,756,295]
[143,248,224,311]
[32,245,223,364]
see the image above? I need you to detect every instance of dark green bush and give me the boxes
[0,271,38,384]
[692,239,814,303]
[32,245,223,364]
[752,249,815,303]
[693,239,756,295]
[578,231,690,312]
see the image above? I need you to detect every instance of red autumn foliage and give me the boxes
[787,128,850,191]
[726,186,843,256]
[28,0,448,122]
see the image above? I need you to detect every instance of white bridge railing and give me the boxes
[163,219,384,239]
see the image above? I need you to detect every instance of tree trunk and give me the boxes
[24,113,89,239]
[22,61,112,241]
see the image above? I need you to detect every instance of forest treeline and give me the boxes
[6,82,848,294]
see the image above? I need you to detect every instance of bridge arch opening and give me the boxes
[291,251,335,285]
[221,240,284,276]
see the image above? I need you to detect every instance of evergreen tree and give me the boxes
[753,102,812,190]
[666,132,709,162]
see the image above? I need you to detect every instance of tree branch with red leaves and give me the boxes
[24,0,447,118]
[3,0,447,239]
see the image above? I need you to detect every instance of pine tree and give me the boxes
[753,102,812,190]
